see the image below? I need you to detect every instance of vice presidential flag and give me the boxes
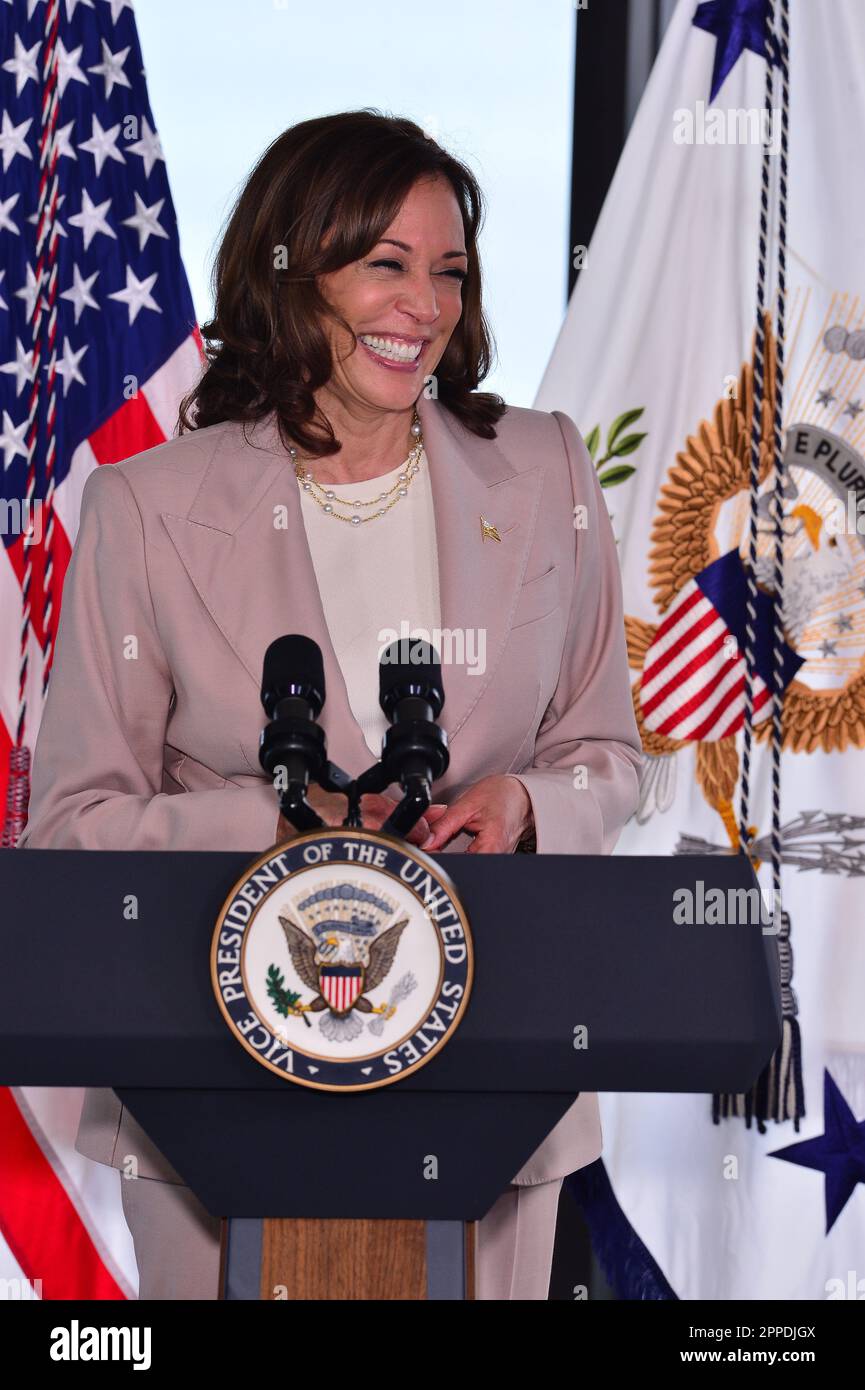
[537,0,865,1299]
[1,0,203,1297]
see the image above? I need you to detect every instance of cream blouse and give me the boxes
[298,446,441,757]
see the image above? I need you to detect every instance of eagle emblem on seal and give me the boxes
[267,880,411,1043]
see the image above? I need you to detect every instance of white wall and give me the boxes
[135,0,576,407]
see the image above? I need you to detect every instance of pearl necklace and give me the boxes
[291,410,423,526]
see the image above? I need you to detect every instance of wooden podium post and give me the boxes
[220,1218,476,1300]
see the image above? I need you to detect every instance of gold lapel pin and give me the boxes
[480,515,501,543]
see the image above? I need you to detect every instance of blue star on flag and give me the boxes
[768,1070,865,1233]
[693,0,779,102]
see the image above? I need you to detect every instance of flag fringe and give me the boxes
[564,1160,677,1301]
[712,1015,804,1132]
[713,908,804,1130]
[2,745,31,848]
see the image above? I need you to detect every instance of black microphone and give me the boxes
[261,634,325,722]
[258,635,328,829]
[379,637,445,724]
[379,638,449,838]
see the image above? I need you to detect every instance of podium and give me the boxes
[0,847,780,1299]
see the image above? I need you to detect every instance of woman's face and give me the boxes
[316,175,468,415]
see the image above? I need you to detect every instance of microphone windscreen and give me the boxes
[261,635,325,718]
[379,638,444,719]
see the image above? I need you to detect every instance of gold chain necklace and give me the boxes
[291,409,423,526]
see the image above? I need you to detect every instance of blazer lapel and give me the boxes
[161,414,372,779]
[161,395,543,784]
[415,392,544,746]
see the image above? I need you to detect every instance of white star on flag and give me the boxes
[60,266,101,324]
[86,36,131,98]
[47,337,89,396]
[78,113,126,176]
[108,266,161,324]
[122,192,169,251]
[0,111,32,171]
[1,34,39,95]
[0,337,36,396]
[68,189,117,250]
[0,408,29,469]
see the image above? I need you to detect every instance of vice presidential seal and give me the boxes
[211,828,473,1091]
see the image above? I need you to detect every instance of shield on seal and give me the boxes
[319,964,364,1014]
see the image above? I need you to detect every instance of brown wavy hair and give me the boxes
[178,109,506,455]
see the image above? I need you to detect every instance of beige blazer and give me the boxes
[19,391,642,1188]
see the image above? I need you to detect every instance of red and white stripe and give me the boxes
[640,578,770,741]
[1,331,204,1300]
[321,971,363,1014]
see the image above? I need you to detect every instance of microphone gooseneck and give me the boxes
[378,638,449,839]
[258,635,329,830]
[257,634,449,840]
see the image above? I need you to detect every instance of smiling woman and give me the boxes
[179,109,505,468]
[312,175,471,456]
[20,107,642,1302]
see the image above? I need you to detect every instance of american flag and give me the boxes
[1,0,203,1297]
[640,550,804,741]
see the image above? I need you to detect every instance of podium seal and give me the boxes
[211,828,473,1091]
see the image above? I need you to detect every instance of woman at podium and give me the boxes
[20,111,642,1300]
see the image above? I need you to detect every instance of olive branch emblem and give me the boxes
[584,407,646,488]
[266,963,312,1027]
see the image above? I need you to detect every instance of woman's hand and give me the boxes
[275,783,440,848]
[420,774,534,854]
